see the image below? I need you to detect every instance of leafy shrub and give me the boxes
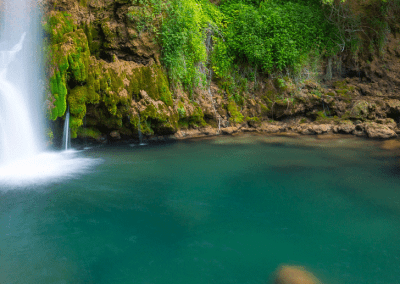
[127,0,169,34]
[219,0,338,74]
[160,0,223,94]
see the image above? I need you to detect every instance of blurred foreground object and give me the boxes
[274,265,321,284]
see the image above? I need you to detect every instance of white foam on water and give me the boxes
[0,150,102,188]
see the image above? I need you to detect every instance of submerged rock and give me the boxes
[273,265,321,284]
[380,139,400,150]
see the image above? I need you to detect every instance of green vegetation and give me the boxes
[160,0,223,94]
[219,0,337,73]
[158,0,340,94]
[157,0,400,92]
[322,0,400,61]
[45,11,175,138]
[227,100,244,123]
[77,127,102,140]
[127,0,169,34]
[44,11,90,121]
[44,0,400,139]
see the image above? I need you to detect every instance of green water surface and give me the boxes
[1,135,400,284]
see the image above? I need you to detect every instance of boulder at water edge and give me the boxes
[273,265,321,284]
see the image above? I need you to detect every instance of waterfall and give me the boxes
[0,33,38,164]
[0,0,100,187]
[0,0,45,166]
[62,107,70,150]
[138,116,144,145]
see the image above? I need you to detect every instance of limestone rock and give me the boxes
[310,124,331,134]
[364,122,397,139]
[350,100,370,119]
[376,118,397,130]
[221,127,237,135]
[386,99,400,115]
[201,126,219,136]
[242,127,259,132]
[261,122,283,133]
[274,265,321,284]
[295,123,332,135]
[338,121,356,134]
[110,130,121,139]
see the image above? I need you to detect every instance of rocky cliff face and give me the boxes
[45,0,400,143]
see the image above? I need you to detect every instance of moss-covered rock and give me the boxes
[67,86,89,138]
[227,100,244,123]
[132,90,178,135]
[77,127,102,140]
[46,10,90,121]
[43,11,76,44]
[350,100,370,120]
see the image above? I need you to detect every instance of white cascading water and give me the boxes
[62,107,70,150]
[0,33,38,163]
[138,116,144,145]
[0,0,100,188]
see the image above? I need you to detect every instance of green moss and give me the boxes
[315,110,328,121]
[263,90,276,103]
[246,116,260,122]
[315,110,340,123]
[49,71,68,120]
[128,66,173,106]
[333,80,347,89]
[83,22,102,57]
[67,86,88,138]
[227,100,244,123]
[129,114,140,128]
[189,107,207,127]
[43,11,76,44]
[77,127,102,139]
[260,103,269,115]
[46,10,176,138]
[350,100,369,119]
[138,103,177,135]
[48,28,90,120]
[140,119,154,135]
[333,80,355,100]
[177,106,186,119]
[274,78,287,92]
[178,119,189,129]
[82,58,176,136]
[101,20,117,49]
